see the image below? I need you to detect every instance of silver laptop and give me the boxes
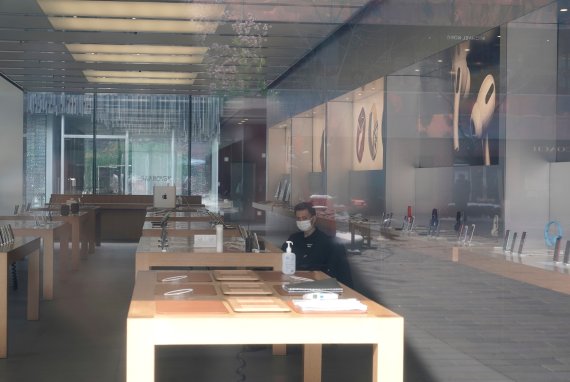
[153,186,176,208]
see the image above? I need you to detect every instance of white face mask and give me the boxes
[296,219,312,232]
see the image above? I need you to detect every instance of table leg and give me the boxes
[127,319,155,382]
[135,255,150,275]
[272,344,286,355]
[0,259,7,358]
[88,212,95,254]
[43,234,54,300]
[27,249,40,321]
[80,223,88,258]
[303,344,322,382]
[71,222,80,270]
[59,227,70,278]
[372,322,404,382]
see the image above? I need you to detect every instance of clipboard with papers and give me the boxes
[283,277,343,294]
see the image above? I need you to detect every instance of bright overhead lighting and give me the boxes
[561,8,568,12]
[37,0,223,33]
[85,77,196,85]
[83,70,197,79]
[71,53,205,64]
[37,1,225,20]
[65,44,208,56]
[48,17,218,34]
[84,70,197,85]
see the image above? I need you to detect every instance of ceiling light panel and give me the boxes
[85,77,196,85]
[65,44,208,56]
[83,70,197,79]
[37,1,225,20]
[83,68,198,86]
[71,53,204,64]
[48,17,218,34]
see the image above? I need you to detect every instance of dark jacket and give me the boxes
[282,227,353,287]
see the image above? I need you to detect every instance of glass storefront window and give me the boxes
[23,93,223,203]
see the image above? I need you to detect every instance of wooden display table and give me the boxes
[1,212,93,270]
[2,220,70,300]
[48,194,203,242]
[50,212,92,270]
[144,211,213,223]
[349,220,374,248]
[140,221,241,238]
[135,236,282,273]
[126,270,404,382]
[0,237,41,358]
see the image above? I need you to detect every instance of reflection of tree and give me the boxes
[205,11,270,95]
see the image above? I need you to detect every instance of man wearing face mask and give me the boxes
[281,202,353,287]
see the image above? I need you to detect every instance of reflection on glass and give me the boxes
[24,93,222,201]
[63,137,93,194]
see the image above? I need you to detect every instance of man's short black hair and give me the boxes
[294,202,316,216]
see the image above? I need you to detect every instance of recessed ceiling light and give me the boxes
[465,48,470,52]
[71,53,205,64]
[86,77,196,85]
[83,70,197,79]
[83,69,197,84]
[48,17,218,34]
[39,0,223,34]
[414,69,420,72]
[437,59,443,63]
[66,44,207,55]
[561,8,568,12]
[37,1,225,20]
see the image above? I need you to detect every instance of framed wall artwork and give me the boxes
[352,77,385,171]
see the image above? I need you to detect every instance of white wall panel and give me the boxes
[0,77,23,215]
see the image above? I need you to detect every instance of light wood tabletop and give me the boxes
[127,270,404,382]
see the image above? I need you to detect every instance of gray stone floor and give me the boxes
[349,240,570,382]
[1,238,569,382]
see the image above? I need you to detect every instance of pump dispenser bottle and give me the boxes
[282,240,296,275]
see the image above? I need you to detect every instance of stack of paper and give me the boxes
[292,298,368,312]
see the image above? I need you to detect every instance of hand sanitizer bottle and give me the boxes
[282,240,296,275]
